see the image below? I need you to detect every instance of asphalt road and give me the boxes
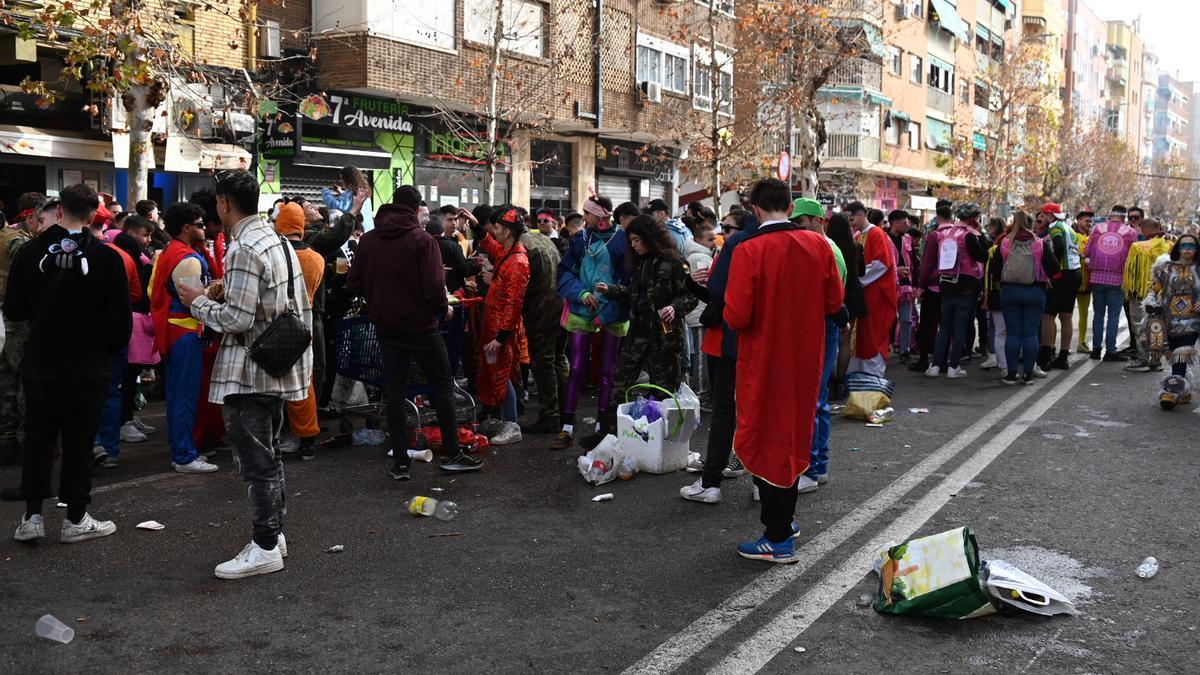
[1,350,1196,673]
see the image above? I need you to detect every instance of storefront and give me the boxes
[594,139,675,209]
[413,117,510,211]
[529,139,573,213]
[258,91,420,226]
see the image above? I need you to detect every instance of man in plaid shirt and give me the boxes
[178,169,312,580]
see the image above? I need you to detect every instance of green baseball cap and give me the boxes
[790,198,826,220]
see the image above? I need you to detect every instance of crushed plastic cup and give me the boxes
[867,407,894,424]
[36,614,74,644]
[407,448,433,462]
[1136,557,1159,579]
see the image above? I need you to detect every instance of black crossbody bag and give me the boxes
[238,237,311,377]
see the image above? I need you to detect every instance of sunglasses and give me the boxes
[537,218,556,225]
[1180,243,1197,249]
[1128,215,1142,221]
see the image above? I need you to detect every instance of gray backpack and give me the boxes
[1001,238,1037,285]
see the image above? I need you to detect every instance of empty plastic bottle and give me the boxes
[616,456,637,480]
[406,496,458,521]
[1136,557,1159,579]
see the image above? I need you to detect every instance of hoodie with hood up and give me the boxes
[346,204,447,336]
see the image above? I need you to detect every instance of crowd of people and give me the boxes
[2,165,1192,575]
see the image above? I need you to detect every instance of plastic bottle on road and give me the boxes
[406,496,458,521]
[1136,557,1159,578]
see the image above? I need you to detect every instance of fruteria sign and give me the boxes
[299,91,415,133]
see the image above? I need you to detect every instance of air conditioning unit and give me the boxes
[258,20,281,59]
[639,80,662,104]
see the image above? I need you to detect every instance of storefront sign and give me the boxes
[426,131,507,165]
[259,109,297,159]
[300,91,415,133]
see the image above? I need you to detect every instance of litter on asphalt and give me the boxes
[592,493,614,502]
[135,521,165,531]
[326,545,345,553]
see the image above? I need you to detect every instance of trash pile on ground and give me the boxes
[872,526,1076,619]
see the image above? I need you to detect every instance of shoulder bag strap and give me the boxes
[236,235,299,349]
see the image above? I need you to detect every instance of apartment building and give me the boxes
[0,0,308,210]
[817,0,1019,213]
[1153,74,1192,162]
[304,0,736,215]
[1065,0,1108,121]
[1140,50,1160,164]
[1103,21,1144,154]
[1021,0,1067,107]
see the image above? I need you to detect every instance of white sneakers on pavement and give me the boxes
[13,514,44,542]
[278,533,288,558]
[924,365,941,378]
[1032,365,1049,379]
[796,475,820,494]
[214,541,285,580]
[979,354,999,370]
[680,479,721,504]
[61,514,117,544]
[489,421,523,446]
[173,457,219,474]
[947,367,968,379]
[120,421,148,443]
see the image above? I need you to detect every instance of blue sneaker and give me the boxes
[737,536,799,564]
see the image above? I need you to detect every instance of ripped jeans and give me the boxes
[223,394,286,551]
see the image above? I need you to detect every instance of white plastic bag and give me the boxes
[982,560,1076,617]
[577,435,625,485]
[676,382,701,430]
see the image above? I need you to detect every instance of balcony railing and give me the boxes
[823,134,880,162]
[828,0,884,23]
[828,58,883,92]
[927,87,955,115]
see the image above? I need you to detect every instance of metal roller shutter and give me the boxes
[597,175,633,205]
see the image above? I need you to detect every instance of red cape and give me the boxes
[724,225,844,487]
[149,240,201,354]
[856,225,898,359]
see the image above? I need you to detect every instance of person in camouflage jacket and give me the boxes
[583,215,696,448]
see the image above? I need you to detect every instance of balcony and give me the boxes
[823,134,880,162]
[828,58,883,92]
[927,87,955,115]
[828,0,885,25]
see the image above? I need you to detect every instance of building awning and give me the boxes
[294,139,393,170]
[973,132,987,150]
[994,0,1011,11]
[890,110,912,123]
[0,124,114,163]
[928,54,955,73]
[819,86,894,108]
[929,0,969,43]
[909,195,941,210]
[863,23,887,59]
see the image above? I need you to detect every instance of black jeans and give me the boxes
[754,475,800,543]
[224,394,286,550]
[933,292,978,368]
[380,332,460,459]
[917,291,942,359]
[701,354,736,489]
[22,375,109,517]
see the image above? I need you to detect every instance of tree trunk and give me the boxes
[792,107,821,198]
[124,85,152,208]
[484,0,505,206]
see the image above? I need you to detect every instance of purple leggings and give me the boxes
[562,331,621,423]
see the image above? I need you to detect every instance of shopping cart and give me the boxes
[333,298,482,446]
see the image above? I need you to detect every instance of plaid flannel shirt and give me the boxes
[191,215,313,403]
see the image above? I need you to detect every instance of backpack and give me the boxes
[1001,238,1037,285]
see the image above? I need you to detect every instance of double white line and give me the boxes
[625,346,1114,675]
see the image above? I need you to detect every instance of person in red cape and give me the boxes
[149,203,219,474]
[847,201,898,377]
[724,179,845,564]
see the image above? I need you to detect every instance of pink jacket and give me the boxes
[1085,222,1138,287]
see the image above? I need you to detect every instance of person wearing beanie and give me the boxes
[149,202,220,475]
[276,203,326,460]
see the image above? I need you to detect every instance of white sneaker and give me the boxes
[979,355,998,370]
[752,484,760,502]
[214,541,284,580]
[173,457,219,474]
[1032,365,1049,379]
[120,421,148,443]
[947,367,968,379]
[279,430,300,455]
[278,533,288,558]
[679,479,721,504]
[489,421,523,446]
[13,514,44,542]
[796,475,820,494]
[60,513,117,543]
[133,417,157,435]
[924,365,941,378]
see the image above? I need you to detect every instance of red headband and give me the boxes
[16,208,34,221]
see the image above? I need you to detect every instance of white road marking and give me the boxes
[708,351,1101,674]
[93,471,179,494]
[622,352,1107,675]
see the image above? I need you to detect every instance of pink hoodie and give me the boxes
[1085,221,1138,287]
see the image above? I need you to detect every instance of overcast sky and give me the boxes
[1083,0,1200,82]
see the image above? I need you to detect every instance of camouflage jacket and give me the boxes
[605,256,697,343]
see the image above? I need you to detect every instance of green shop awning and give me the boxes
[929,0,969,43]
[890,110,912,123]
